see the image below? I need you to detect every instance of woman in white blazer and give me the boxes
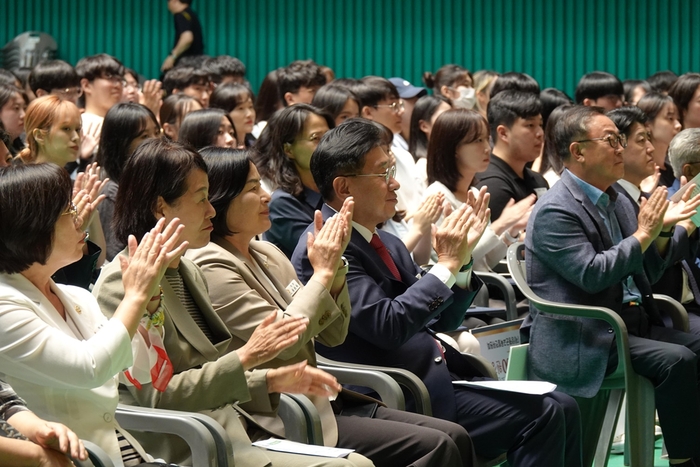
[0,162,187,466]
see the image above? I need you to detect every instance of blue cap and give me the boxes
[389,77,427,99]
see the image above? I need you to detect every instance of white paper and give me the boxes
[453,380,557,395]
[252,439,355,458]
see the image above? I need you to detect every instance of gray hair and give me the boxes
[668,128,700,179]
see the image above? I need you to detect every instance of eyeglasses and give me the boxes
[54,87,83,99]
[99,73,126,87]
[374,100,405,114]
[124,82,141,92]
[61,202,80,226]
[343,165,397,184]
[575,133,628,149]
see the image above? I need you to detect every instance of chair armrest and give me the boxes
[318,365,405,410]
[76,440,114,467]
[461,352,498,379]
[115,404,220,467]
[653,294,689,331]
[506,242,631,382]
[279,393,323,445]
[477,272,519,321]
[317,355,432,416]
[180,411,235,467]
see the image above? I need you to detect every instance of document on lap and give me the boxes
[252,439,355,458]
[453,380,557,395]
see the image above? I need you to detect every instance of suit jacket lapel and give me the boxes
[561,171,614,249]
[249,247,294,308]
[212,235,291,309]
[162,262,229,359]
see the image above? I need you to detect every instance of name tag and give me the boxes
[285,280,301,297]
[534,187,548,199]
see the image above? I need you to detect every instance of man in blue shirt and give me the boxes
[526,105,700,467]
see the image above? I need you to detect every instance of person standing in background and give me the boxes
[162,0,204,72]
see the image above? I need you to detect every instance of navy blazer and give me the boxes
[264,187,323,258]
[523,171,674,397]
[291,205,481,421]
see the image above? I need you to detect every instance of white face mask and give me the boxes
[451,86,477,109]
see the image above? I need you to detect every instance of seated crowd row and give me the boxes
[1,54,700,467]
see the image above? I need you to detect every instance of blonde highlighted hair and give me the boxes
[18,95,80,163]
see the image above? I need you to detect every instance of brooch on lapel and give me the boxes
[74,305,82,314]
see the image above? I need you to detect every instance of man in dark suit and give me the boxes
[526,105,700,467]
[607,108,700,335]
[291,119,582,466]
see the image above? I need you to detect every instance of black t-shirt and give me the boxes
[173,6,204,58]
[474,154,549,220]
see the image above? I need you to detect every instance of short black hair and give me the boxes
[0,163,72,274]
[114,139,207,244]
[179,108,237,150]
[668,73,700,127]
[427,109,488,192]
[622,79,651,104]
[253,104,334,197]
[487,90,542,136]
[647,71,678,94]
[97,102,160,184]
[277,60,327,105]
[311,83,359,122]
[408,95,451,160]
[209,83,253,113]
[489,72,540,98]
[607,106,648,138]
[29,60,80,94]
[175,54,209,69]
[163,66,210,95]
[75,54,124,82]
[200,146,252,237]
[311,119,384,201]
[539,88,573,129]
[204,55,246,84]
[356,76,399,109]
[0,70,19,87]
[574,71,624,104]
[552,105,605,162]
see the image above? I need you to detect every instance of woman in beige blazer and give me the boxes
[187,147,476,467]
[93,138,374,467]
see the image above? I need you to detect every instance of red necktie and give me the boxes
[370,233,402,281]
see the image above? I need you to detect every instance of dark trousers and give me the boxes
[661,302,700,336]
[335,406,474,467]
[452,385,582,467]
[625,325,700,459]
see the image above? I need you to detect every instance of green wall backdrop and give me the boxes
[3,0,698,97]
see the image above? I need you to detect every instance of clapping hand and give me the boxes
[119,218,189,302]
[308,197,354,286]
[72,162,108,229]
[266,360,342,397]
[237,311,309,370]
